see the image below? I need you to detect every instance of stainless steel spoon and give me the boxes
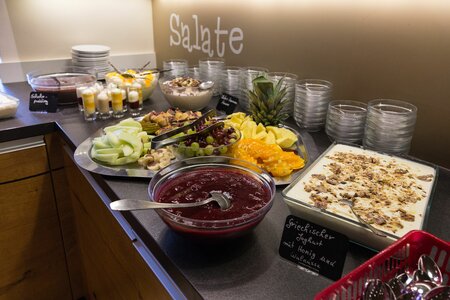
[362,279,396,300]
[418,255,443,285]
[198,80,214,90]
[424,285,450,300]
[388,276,405,298]
[339,199,386,237]
[110,191,231,211]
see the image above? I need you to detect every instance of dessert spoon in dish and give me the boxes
[110,191,231,211]
[339,198,386,237]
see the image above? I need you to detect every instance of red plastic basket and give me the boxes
[315,230,450,300]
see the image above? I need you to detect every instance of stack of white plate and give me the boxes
[71,44,111,79]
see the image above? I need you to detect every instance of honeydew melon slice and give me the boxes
[118,118,142,129]
[95,148,123,155]
[93,139,111,149]
[122,144,134,156]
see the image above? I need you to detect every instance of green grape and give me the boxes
[228,138,236,144]
[177,143,186,154]
[190,142,200,151]
[206,135,214,144]
[219,146,228,154]
[204,145,214,155]
[185,148,195,157]
[197,148,205,156]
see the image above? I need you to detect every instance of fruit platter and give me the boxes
[74,76,309,184]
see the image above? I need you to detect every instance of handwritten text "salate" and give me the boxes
[169,13,244,57]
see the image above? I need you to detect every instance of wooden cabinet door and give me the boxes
[0,174,71,300]
[0,145,49,183]
[63,150,171,300]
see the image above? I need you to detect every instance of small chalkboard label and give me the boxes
[216,93,238,115]
[29,92,57,113]
[279,215,348,281]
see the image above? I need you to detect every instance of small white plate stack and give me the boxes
[71,44,111,79]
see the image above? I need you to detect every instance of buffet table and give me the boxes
[1,82,449,299]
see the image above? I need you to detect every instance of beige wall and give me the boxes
[1,0,154,62]
[152,0,450,168]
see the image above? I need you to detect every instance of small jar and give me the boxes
[76,85,88,112]
[96,91,111,120]
[127,88,140,117]
[82,88,96,121]
[111,88,124,118]
[121,83,130,113]
[132,82,143,111]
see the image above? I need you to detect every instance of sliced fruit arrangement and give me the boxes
[91,118,151,165]
[232,139,305,177]
[224,112,298,149]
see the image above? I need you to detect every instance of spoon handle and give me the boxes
[110,198,213,211]
[349,206,386,237]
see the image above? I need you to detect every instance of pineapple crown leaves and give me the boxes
[247,75,289,126]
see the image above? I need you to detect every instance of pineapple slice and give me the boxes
[266,126,298,148]
[253,123,267,140]
[264,131,277,144]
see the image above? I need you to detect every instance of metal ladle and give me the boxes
[110,191,231,211]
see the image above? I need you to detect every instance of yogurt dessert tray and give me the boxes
[282,143,438,250]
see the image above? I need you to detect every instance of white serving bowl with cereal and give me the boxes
[159,77,214,111]
[282,143,437,250]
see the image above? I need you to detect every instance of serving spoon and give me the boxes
[108,61,172,78]
[110,191,231,211]
[339,198,386,237]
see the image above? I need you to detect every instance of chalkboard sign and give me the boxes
[279,215,349,281]
[29,92,57,113]
[216,93,238,115]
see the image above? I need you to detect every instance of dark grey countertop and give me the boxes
[1,82,449,300]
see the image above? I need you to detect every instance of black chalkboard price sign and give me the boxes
[216,93,238,115]
[29,92,58,113]
[279,215,349,281]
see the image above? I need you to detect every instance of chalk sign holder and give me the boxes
[29,92,58,113]
[278,215,349,281]
[216,93,239,115]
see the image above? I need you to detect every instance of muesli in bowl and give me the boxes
[159,77,214,111]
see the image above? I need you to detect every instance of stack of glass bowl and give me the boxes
[363,99,417,155]
[268,72,298,117]
[222,66,242,99]
[294,79,333,131]
[240,67,269,112]
[187,65,200,79]
[325,100,368,144]
[163,59,188,78]
[199,57,225,96]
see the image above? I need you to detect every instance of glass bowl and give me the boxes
[26,67,97,105]
[148,156,276,239]
[159,77,214,111]
[173,125,241,158]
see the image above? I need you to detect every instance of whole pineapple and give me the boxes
[248,75,289,126]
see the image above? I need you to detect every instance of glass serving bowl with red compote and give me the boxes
[148,156,276,239]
